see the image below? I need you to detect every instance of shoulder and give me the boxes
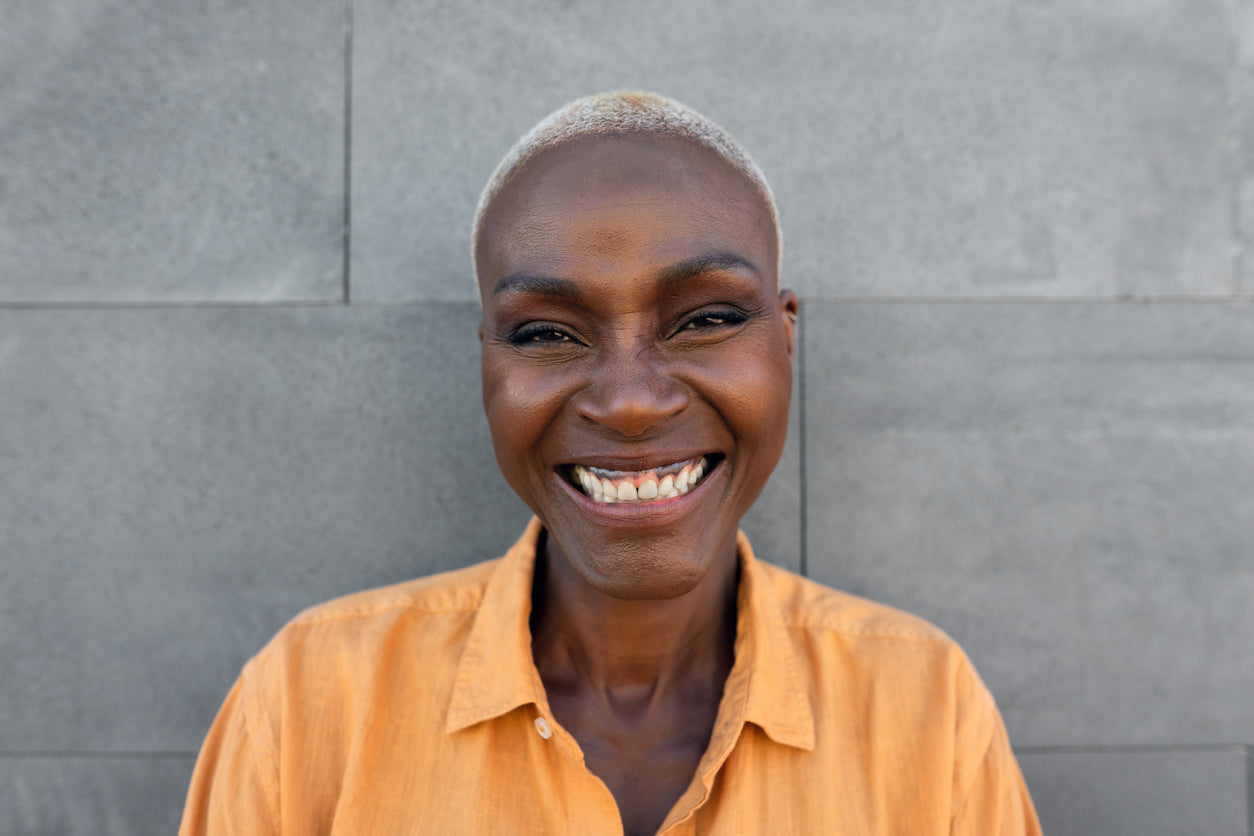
[755,562,1004,759]
[288,558,500,627]
[750,564,1035,829]
[756,559,956,645]
[754,560,992,706]
[247,558,501,671]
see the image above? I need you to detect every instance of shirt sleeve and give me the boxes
[178,665,281,836]
[950,695,1042,836]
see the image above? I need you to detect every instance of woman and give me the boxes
[180,92,1040,835]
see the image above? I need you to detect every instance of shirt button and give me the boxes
[534,716,553,739]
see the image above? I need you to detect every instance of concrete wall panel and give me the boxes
[0,305,509,750]
[803,301,1254,745]
[0,756,193,836]
[1018,747,1249,836]
[351,0,1232,302]
[0,0,344,303]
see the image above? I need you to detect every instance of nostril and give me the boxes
[573,371,689,436]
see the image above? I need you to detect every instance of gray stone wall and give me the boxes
[2,1,1251,833]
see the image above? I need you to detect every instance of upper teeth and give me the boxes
[572,457,710,504]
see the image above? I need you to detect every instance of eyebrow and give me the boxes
[492,273,582,300]
[657,253,762,292]
[491,252,763,298]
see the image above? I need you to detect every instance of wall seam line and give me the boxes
[797,302,808,578]
[787,294,1254,305]
[0,751,198,759]
[342,0,354,305]
[0,300,346,311]
[1015,743,1249,754]
[4,296,1251,310]
[1245,743,1252,836]
[1228,0,1246,299]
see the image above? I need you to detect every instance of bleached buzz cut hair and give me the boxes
[471,91,782,293]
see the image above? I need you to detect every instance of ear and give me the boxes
[778,289,799,359]
[477,320,485,344]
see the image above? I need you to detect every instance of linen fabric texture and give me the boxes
[179,518,1041,835]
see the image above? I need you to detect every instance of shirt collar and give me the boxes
[731,529,816,751]
[446,518,815,752]
[445,517,547,733]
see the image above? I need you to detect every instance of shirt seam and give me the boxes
[288,598,484,628]
[948,701,999,827]
[240,663,282,829]
[947,652,1000,827]
[783,621,954,644]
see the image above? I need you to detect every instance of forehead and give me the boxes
[475,135,777,292]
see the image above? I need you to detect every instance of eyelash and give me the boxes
[505,308,749,346]
[680,309,749,331]
[506,324,575,345]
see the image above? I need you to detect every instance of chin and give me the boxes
[561,536,717,601]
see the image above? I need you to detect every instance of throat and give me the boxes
[530,591,738,706]
[529,583,736,836]
[544,671,726,836]
[528,529,741,697]
[527,529,741,836]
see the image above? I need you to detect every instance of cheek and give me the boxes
[742,367,792,456]
[481,353,574,480]
[736,363,793,506]
[705,343,792,437]
[696,346,793,494]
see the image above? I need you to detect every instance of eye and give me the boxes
[680,309,750,331]
[507,323,578,345]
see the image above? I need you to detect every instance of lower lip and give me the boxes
[557,462,721,528]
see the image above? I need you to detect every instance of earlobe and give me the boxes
[778,289,799,359]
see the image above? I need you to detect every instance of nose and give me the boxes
[572,343,690,437]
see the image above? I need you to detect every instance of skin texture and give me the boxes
[476,134,797,836]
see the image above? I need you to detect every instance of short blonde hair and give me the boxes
[472,91,782,293]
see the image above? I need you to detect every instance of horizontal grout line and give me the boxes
[1,295,1251,311]
[0,751,197,760]
[0,299,349,311]
[801,294,1254,305]
[0,299,483,311]
[1016,743,1250,755]
[334,298,480,308]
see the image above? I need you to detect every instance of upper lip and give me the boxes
[559,450,716,472]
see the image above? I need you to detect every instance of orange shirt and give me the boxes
[180,519,1040,835]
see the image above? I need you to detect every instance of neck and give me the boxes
[530,531,739,707]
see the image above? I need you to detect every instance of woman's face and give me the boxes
[476,135,797,600]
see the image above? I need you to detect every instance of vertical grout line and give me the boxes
[797,301,808,578]
[342,0,354,305]
[1228,0,1246,298]
[1246,744,1253,836]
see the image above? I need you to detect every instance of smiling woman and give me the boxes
[477,130,794,609]
[179,93,1041,836]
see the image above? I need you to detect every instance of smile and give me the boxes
[565,455,719,504]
